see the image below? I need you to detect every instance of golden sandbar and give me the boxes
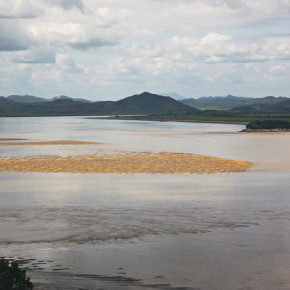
[0,152,253,174]
[0,140,101,145]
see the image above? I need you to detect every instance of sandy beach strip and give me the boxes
[0,140,102,145]
[0,152,253,174]
[0,138,27,141]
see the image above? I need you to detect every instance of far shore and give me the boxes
[89,116,290,132]
[240,128,290,133]
[86,115,248,125]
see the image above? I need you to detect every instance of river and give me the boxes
[1,117,290,290]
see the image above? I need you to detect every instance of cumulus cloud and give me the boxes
[139,0,290,33]
[0,21,34,51]
[169,33,290,63]
[56,53,84,73]
[0,0,39,19]
[70,37,117,49]
[27,21,118,50]
[45,0,85,11]
[14,48,56,64]
[1,0,290,98]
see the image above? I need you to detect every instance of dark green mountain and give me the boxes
[180,95,251,110]
[232,99,290,113]
[0,92,196,117]
[181,95,289,110]
[161,92,186,100]
[6,94,92,103]
[51,95,92,103]
[270,100,290,112]
[114,92,197,114]
[7,95,47,103]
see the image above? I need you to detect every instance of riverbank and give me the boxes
[87,115,248,125]
[241,128,290,133]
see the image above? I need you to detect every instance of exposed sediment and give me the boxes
[0,138,27,141]
[0,140,101,145]
[0,152,253,174]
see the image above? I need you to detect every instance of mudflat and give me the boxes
[0,140,102,145]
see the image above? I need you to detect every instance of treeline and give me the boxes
[246,120,290,130]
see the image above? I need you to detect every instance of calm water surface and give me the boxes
[1,117,290,290]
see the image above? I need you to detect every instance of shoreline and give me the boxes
[0,140,102,145]
[87,115,248,126]
[240,128,290,133]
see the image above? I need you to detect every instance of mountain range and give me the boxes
[5,94,92,103]
[1,92,290,117]
[180,95,290,111]
[0,92,195,117]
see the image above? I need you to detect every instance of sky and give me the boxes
[0,0,290,101]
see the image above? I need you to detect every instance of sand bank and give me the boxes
[0,152,253,174]
[0,138,27,141]
[0,140,101,145]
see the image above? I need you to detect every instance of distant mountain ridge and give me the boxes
[0,92,195,117]
[7,95,48,103]
[5,94,92,103]
[162,92,186,100]
[231,99,290,113]
[1,92,290,117]
[180,95,289,110]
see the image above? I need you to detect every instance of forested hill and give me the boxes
[180,95,289,111]
[0,92,196,117]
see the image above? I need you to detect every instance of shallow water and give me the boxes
[1,117,290,290]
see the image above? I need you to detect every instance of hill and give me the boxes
[114,92,196,114]
[232,99,290,113]
[51,95,92,103]
[161,92,186,100]
[5,94,92,103]
[180,95,251,110]
[180,95,289,110]
[0,92,196,117]
[7,95,47,103]
[270,100,290,112]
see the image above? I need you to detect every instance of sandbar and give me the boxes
[0,138,27,141]
[0,140,101,145]
[0,152,253,174]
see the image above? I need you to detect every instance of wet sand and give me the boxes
[0,140,102,145]
[0,152,253,174]
[0,138,27,141]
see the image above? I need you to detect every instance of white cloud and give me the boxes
[169,33,290,63]
[45,0,85,11]
[0,0,290,98]
[0,21,35,51]
[0,0,39,19]
[14,48,56,63]
[56,53,85,73]
[269,64,289,75]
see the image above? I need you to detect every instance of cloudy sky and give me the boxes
[0,0,290,100]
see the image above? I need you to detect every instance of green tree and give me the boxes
[0,259,33,290]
